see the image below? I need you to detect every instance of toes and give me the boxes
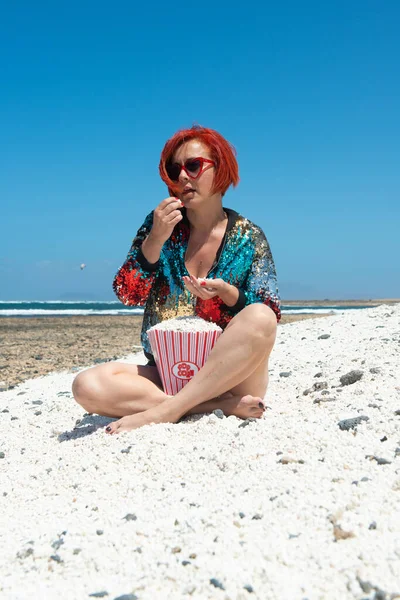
[105,421,120,434]
[251,409,264,418]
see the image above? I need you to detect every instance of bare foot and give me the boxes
[219,394,266,419]
[105,403,179,435]
[105,394,267,434]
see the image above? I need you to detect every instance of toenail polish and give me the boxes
[258,402,265,409]
[106,426,112,432]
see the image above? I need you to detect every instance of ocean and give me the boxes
[0,301,372,317]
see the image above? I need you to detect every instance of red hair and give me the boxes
[159,125,239,196]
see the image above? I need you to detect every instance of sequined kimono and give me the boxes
[113,207,281,362]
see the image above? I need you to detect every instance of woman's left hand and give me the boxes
[182,275,239,306]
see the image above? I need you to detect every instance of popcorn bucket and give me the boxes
[147,324,222,395]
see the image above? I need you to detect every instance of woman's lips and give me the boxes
[182,188,195,195]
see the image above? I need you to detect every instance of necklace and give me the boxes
[185,211,227,266]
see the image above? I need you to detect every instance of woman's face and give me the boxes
[172,139,216,205]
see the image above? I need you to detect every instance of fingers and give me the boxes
[199,277,221,292]
[183,276,206,298]
[182,276,199,297]
[159,196,182,210]
[164,198,183,217]
[188,275,203,294]
[168,212,183,225]
[182,276,217,299]
[159,198,183,225]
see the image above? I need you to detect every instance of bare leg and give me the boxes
[72,361,266,420]
[106,303,277,433]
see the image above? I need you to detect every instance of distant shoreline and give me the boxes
[282,299,400,307]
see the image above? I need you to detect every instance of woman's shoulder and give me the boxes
[224,208,266,238]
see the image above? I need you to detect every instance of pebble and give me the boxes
[243,584,254,593]
[313,381,328,391]
[212,409,225,419]
[123,513,137,521]
[0,452,5,459]
[96,530,104,535]
[51,539,64,551]
[318,334,331,339]
[339,370,364,386]
[238,418,257,428]
[50,554,62,563]
[279,456,305,464]
[16,547,34,559]
[114,595,138,600]
[279,372,292,377]
[89,593,109,598]
[338,416,369,431]
[357,578,372,593]
[369,521,377,530]
[210,578,225,590]
[313,397,336,404]
[365,455,392,465]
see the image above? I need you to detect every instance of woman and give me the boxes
[72,126,281,434]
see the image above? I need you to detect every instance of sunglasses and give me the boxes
[166,157,215,182]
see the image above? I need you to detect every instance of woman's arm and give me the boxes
[240,227,281,321]
[113,212,159,306]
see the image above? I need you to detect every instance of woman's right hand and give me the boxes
[150,197,183,245]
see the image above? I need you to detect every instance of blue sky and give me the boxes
[1,1,399,300]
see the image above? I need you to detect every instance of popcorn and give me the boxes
[147,317,222,395]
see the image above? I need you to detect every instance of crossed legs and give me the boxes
[72,304,277,433]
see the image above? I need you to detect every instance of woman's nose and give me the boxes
[178,169,189,183]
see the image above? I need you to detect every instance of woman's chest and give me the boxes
[184,236,222,278]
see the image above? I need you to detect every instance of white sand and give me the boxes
[1,305,399,600]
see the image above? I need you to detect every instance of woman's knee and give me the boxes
[238,303,277,339]
[72,369,99,410]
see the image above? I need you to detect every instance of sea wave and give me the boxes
[0,300,121,304]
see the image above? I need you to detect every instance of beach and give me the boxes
[1,303,400,599]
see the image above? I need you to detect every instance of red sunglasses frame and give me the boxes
[167,157,215,181]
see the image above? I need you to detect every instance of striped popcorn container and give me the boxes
[147,318,222,395]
